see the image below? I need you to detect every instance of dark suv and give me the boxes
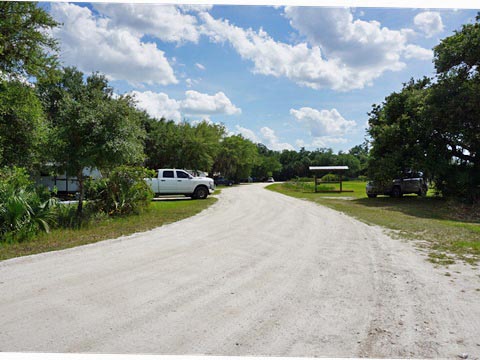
[214,176,234,186]
[366,171,428,198]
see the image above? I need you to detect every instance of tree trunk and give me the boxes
[76,170,84,217]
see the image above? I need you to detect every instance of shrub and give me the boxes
[321,173,340,182]
[295,177,315,182]
[0,167,58,242]
[86,166,154,216]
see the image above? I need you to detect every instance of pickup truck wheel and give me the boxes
[418,187,427,197]
[391,186,402,198]
[194,186,208,199]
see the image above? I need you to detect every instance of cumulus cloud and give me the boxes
[200,12,354,91]
[414,11,444,38]
[181,90,241,115]
[93,4,202,44]
[129,90,241,122]
[290,107,356,147]
[130,91,182,121]
[311,136,349,148]
[233,125,294,150]
[50,3,177,86]
[404,44,433,60]
[235,125,261,143]
[178,4,214,12]
[284,7,433,85]
[200,9,432,91]
[259,127,295,150]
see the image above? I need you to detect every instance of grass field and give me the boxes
[268,180,480,266]
[0,196,217,261]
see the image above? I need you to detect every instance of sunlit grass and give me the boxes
[0,198,217,261]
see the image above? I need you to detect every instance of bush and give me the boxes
[86,166,154,216]
[295,177,315,182]
[0,167,58,242]
[321,173,340,182]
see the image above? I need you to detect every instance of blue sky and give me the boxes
[44,2,479,152]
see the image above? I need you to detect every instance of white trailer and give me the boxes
[36,168,102,198]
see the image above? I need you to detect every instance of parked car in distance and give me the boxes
[145,169,215,199]
[214,176,234,186]
[366,171,428,198]
[267,177,275,182]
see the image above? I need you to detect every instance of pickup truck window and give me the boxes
[176,171,190,179]
[162,170,174,178]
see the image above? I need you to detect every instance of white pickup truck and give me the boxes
[145,169,215,199]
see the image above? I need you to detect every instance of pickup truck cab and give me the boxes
[145,169,215,199]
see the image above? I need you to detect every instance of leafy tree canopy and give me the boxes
[0,2,59,80]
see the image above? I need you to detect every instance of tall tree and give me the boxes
[213,135,258,181]
[176,121,226,171]
[367,78,431,183]
[0,2,59,170]
[40,68,146,215]
[0,2,58,80]
[427,14,480,200]
[0,80,47,168]
[252,144,282,180]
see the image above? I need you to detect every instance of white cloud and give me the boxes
[259,127,295,150]
[290,107,356,138]
[195,63,206,70]
[311,136,349,148]
[414,11,444,38]
[181,90,241,115]
[200,9,431,91]
[235,125,261,143]
[233,125,294,150]
[178,4,213,12]
[50,3,177,86]
[200,12,353,91]
[129,90,241,122]
[130,91,182,121]
[284,7,432,85]
[93,3,202,44]
[404,44,433,60]
[295,139,306,148]
[185,78,200,88]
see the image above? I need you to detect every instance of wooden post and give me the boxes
[314,173,317,193]
[340,171,343,192]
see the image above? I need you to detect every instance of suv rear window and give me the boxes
[162,170,174,178]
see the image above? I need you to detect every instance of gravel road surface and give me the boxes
[0,183,479,357]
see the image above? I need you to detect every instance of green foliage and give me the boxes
[212,135,259,181]
[367,16,480,202]
[86,166,154,216]
[0,2,59,80]
[367,78,431,183]
[321,173,340,182]
[0,80,48,169]
[252,144,282,179]
[0,167,58,242]
[143,117,226,172]
[38,67,147,214]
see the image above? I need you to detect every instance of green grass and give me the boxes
[268,181,480,265]
[0,197,217,262]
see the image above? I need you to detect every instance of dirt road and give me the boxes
[0,183,479,357]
